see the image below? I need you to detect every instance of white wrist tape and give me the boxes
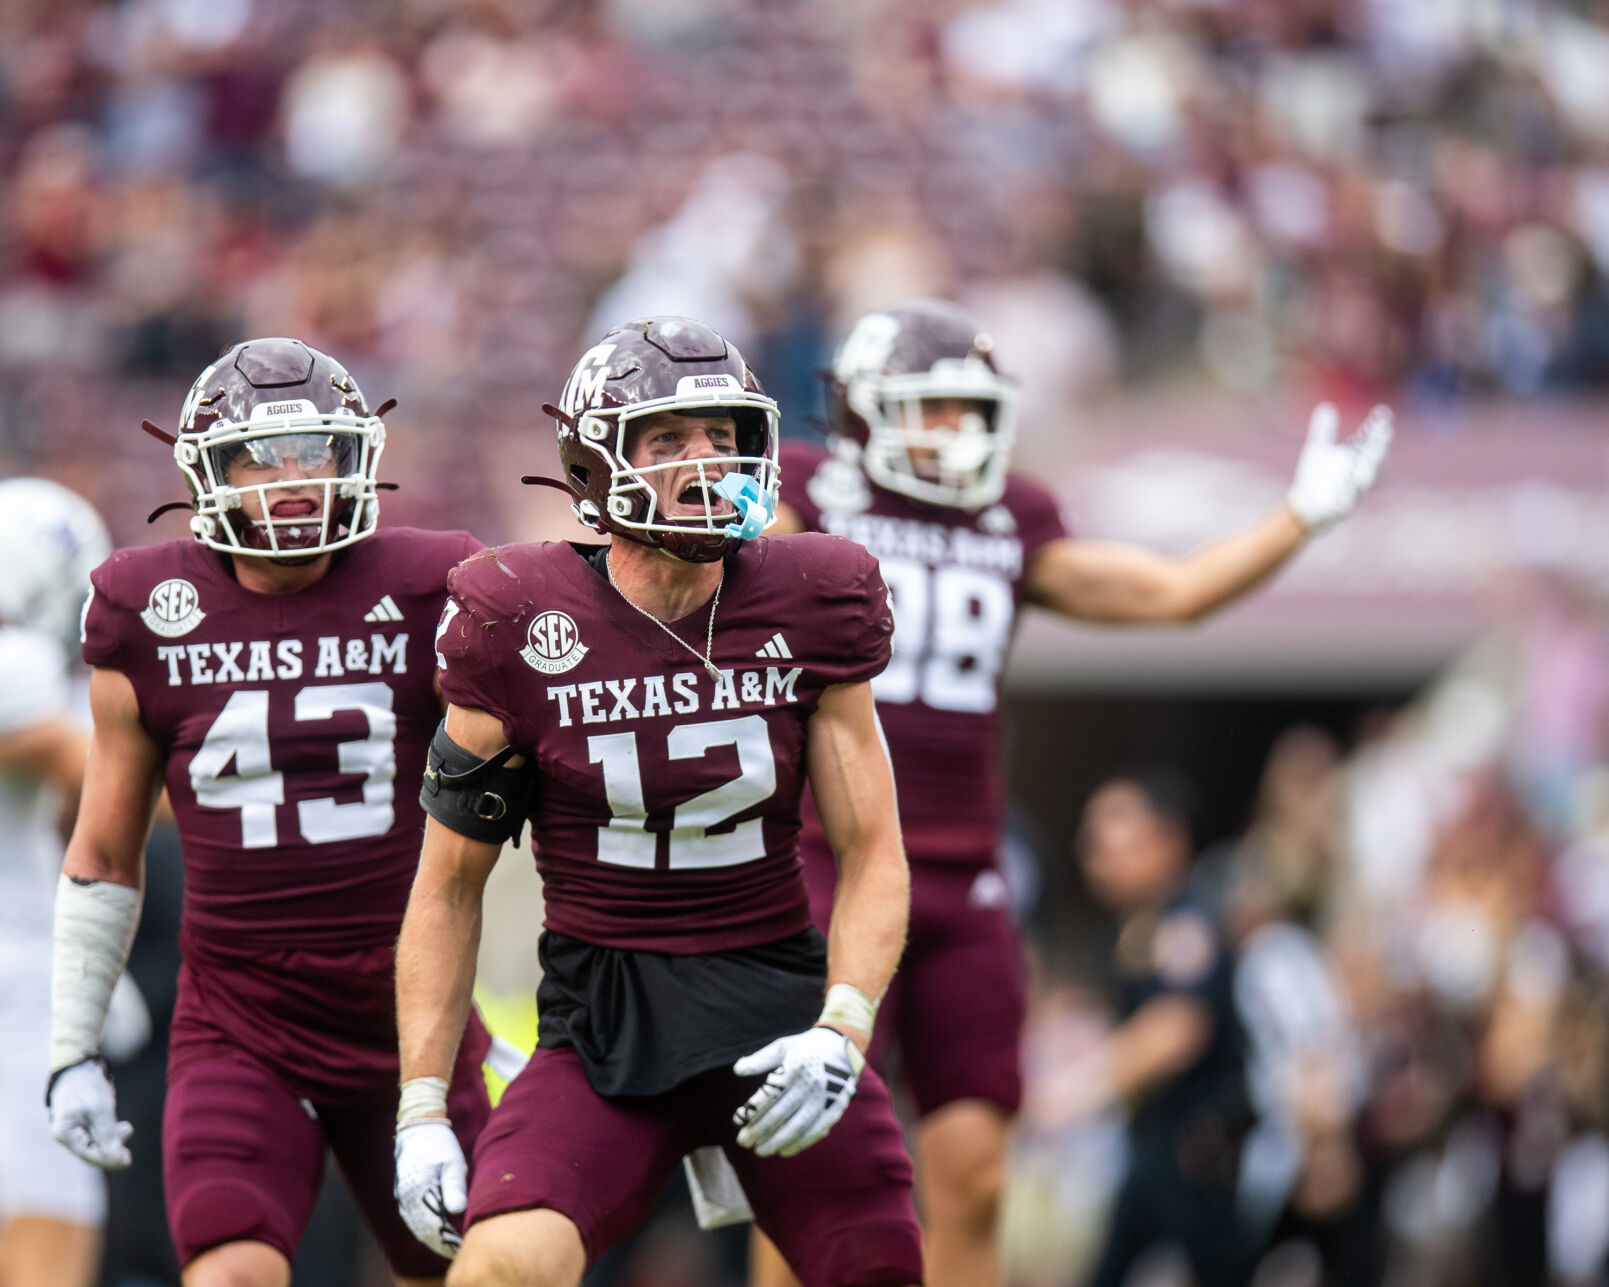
[50,874,141,1071]
[397,1076,450,1127]
[817,983,878,1035]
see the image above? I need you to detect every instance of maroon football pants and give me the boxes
[467,1046,923,1286]
[162,1037,489,1274]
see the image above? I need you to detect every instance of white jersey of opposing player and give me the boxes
[0,622,107,1224]
[0,625,72,937]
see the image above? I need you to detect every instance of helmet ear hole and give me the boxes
[568,465,590,489]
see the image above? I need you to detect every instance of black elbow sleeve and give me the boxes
[419,721,532,846]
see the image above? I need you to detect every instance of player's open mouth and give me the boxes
[270,498,319,518]
[672,479,735,517]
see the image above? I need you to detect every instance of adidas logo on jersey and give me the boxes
[755,632,792,660]
[364,595,404,623]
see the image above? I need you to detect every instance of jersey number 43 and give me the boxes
[189,683,397,848]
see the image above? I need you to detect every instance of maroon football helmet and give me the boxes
[549,317,781,563]
[173,338,386,558]
[826,299,1017,509]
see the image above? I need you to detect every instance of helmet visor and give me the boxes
[191,423,381,556]
[218,432,356,476]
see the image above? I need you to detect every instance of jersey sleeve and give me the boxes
[434,548,516,726]
[79,554,133,671]
[1005,474,1070,560]
[793,534,894,688]
[0,629,68,732]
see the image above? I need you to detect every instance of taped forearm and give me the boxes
[50,874,141,1070]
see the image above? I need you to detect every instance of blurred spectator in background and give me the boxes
[1216,729,1375,1287]
[1037,769,1255,1287]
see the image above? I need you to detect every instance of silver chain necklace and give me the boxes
[607,552,724,682]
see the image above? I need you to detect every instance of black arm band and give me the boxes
[419,721,532,846]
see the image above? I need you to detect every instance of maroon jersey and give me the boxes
[435,535,893,953]
[82,528,481,955]
[780,440,1067,867]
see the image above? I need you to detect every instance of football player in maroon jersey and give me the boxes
[393,316,923,1287]
[47,338,492,1287]
[752,299,1392,1287]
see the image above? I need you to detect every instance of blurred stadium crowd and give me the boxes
[7,0,1609,544]
[8,1,1609,1285]
[1012,566,1609,1286]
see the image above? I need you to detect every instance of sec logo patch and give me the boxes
[139,578,206,638]
[520,609,588,674]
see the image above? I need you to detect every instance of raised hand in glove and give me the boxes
[1286,403,1393,533]
[732,1026,865,1159]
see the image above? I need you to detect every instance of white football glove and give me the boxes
[394,1119,467,1259]
[48,1058,132,1170]
[732,1026,865,1158]
[1285,403,1393,533]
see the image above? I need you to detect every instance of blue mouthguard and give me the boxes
[714,472,775,541]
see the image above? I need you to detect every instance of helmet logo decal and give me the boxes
[833,313,899,379]
[520,609,589,675]
[678,374,741,396]
[140,578,206,638]
[561,343,618,414]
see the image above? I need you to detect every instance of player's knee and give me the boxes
[929,1146,1006,1225]
[447,1248,574,1287]
[178,1229,290,1287]
[448,1211,584,1287]
[445,1245,519,1287]
[920,1107,1010,1230]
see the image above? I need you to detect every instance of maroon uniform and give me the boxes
[781,439,1068,1115]
[782,440,1066,867]
[435,534,891,952]
[81,529,492,1273]
[435,534,923,1285]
